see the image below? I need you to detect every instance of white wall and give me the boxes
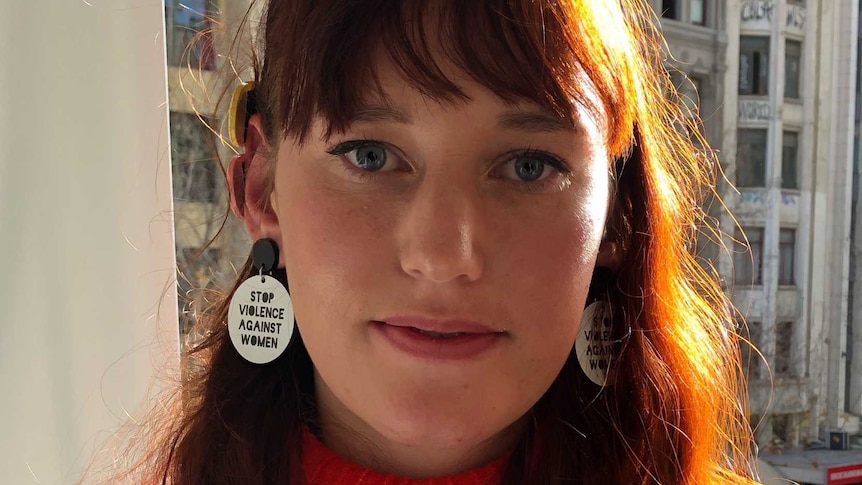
[0,1,178,483]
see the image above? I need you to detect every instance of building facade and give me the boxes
[849,0,862,426]
[655,0,860,463]
[723,0,857,452]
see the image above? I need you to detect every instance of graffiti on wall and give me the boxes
[738,191,798,205]
[786,5,806,31]
[740,191,766,204]
[741,0,775,23]
[739,99,771,122]
[741,0,806,31]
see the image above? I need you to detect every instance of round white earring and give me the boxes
[227,238,295,365]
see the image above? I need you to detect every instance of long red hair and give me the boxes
[87,1,759,483]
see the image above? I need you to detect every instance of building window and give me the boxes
[782,131,799,189]
[662,0,679,20]
[771,414,792,444]
[739,36,770,95]
[165,0,216,70]
[170,111,219,203]
[785,40,802,99]
[690,0,706,25]
[735,227,763,285]
[779,229,796,285]
[775,321,794,377]
[739,319,762,377]
[737,129,768,187]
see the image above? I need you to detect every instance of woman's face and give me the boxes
[268,56,613,471]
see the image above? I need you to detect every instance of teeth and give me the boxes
[409,327,466,338]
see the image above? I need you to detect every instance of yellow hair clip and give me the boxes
[229,81,256,147]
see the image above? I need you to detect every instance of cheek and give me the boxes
[492,174,610,369]
[496,172,609,293]
[505,200,604,273]
[275,170,393,326]
[501,219,597,348]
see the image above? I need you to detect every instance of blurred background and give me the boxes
[4,0,862,483]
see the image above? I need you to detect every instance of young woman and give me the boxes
[103,0,760,483]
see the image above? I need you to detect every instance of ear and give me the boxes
[596,185,624,273]
[226,114,284,265]
[595,240,622,273]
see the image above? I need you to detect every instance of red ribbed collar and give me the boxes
[302,427,511,485]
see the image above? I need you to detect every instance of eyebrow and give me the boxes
[345,104,576,133]
[496,111,577,134]
[346,105,413,125]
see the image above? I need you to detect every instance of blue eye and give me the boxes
[327,140,388,171]
[353,145,386,171]
[499,150,569,183]
[513,156,546,182]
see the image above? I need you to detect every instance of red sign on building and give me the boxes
[827,463,862,485]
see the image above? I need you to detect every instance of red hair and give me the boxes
[87,1,758,483]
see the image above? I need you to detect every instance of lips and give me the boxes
[371,319,505,360]
[405,328,468,338]
[377,315,504,336]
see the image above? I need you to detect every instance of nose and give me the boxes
[396,179,484,284]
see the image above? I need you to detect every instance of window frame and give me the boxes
[785,40,802,99]
[779,228,796,286]
[736,128,768,188]
[782,131,800,189]
[739,36,771,96]
[661,0,680,20]
[734,227,764,286]
[690,0,706,25]
[739,319,763,377]
[774,321,794,377]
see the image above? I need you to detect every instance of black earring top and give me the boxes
[587,266,616,302]
[252,238,279,274]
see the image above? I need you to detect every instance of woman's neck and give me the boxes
[313,374,524,478]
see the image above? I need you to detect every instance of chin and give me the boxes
[370,400,505,449]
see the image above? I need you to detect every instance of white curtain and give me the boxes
[0,1,178,483]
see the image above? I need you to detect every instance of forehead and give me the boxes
[338,47,607,137]
[268,0,630,152]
